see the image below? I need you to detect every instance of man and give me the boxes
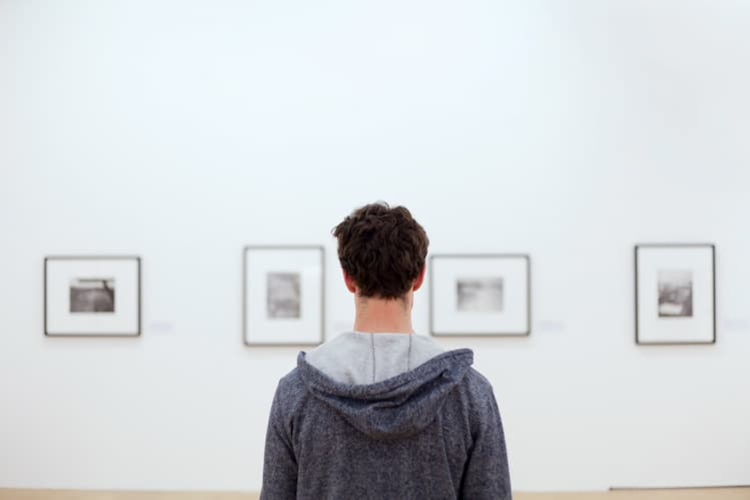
[261,202,511,499]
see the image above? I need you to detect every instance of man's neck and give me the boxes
[352,296,414,334]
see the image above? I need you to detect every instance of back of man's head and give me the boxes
[333,202,429,300]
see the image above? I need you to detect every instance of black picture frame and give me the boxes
[634,243,716,345]
[243,245,326,347]
[429,253,532,337]
[44,255,142,337]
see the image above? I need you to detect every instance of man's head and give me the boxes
[333,202,429,301]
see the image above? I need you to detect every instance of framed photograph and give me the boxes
[44,256,141,337]
[635,244,716,345]
[430,254,531,337]
[243,246,325,346]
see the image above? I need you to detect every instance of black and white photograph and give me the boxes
[635,244,716,345]
[456,277,504,312]
[266,272,301,319]
[70,278,116,313]
[244,246,324,346]
[45,257,141,337]
[657,270,693,318]
[430,254,530,337]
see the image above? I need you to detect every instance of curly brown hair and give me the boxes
[333,202,429,300]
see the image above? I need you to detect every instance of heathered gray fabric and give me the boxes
[261,346,512,500]
[305,332,445,385]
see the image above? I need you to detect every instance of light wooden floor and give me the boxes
[0,488,749,500]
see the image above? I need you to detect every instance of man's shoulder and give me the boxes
[274,365,308,408]
[458,367,501,413]
[463,366,495,395]
[277,364,304,388]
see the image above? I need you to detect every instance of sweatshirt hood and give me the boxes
[297,349,474,440]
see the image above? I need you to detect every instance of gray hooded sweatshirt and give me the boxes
[260,332,511,499]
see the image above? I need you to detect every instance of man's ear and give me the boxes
[343,270,358,294]
[412,264,426,292]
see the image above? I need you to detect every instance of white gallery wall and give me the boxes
[1,0,749,492]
